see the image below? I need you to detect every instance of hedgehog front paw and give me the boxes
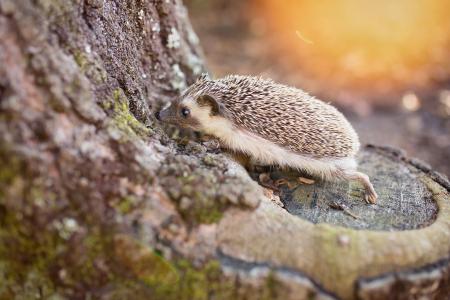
[364,189,378,204]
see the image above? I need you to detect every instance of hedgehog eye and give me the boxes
[181,107,190,118]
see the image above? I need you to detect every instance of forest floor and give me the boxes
[186,1,450,176]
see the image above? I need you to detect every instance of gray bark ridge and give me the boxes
[0,0,259,298]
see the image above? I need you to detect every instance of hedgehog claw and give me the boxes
[297,176,315,184]
[364,190,378,204]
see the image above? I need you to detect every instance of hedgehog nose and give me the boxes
[155,111,160,120]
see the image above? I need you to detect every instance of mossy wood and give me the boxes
[220,145,450,299]
[0,1,449,300]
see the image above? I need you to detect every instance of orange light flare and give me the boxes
[254,0,450,105]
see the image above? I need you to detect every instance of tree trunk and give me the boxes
[0,1,449,299]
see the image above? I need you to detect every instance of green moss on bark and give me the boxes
[110,89,151,138]
[0,208,61,299]
[113,235,234,300]
[73,51,107,84]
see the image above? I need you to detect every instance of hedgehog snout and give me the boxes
[155,106,176,123]
[155,108,169,122]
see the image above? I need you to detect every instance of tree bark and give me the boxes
[0,1,449,300]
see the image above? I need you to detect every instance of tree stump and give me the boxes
[218,145,450,299]
[0,1,449,299]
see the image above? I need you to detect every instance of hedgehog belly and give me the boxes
[218,125,357,179]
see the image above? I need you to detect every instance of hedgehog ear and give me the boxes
[197,72,211,82]
[197,94,222,116]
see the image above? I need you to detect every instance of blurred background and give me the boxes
[185,0,450,176]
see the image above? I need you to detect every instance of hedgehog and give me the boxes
[155,74,378,204]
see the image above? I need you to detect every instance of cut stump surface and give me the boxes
[218,145,450,299]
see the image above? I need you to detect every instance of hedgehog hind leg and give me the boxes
[342,170,378,204]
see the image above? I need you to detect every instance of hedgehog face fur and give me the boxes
[156,74,224,131]
[156,74,378,204]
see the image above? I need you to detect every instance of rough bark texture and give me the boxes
[0,1,449,300]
